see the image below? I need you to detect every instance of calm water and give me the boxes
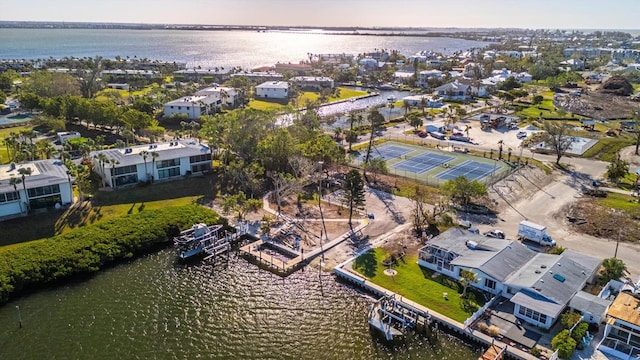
[0,250,481,360]
[0,29,488,68]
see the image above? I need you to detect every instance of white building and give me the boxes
[290,76,335,90]
[401,95,443,108]
[0,160,73,220]
[416,70,443,88]
[56,131,81,144]
[90,141,212,188]
[195,85,238,107]
[434,80,488,100]
[418,228,601,329]
[163,95,220,119]
[255,81,289,99]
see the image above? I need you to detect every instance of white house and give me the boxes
[0,160,73,220]
[418,228,601,329]
[255,81,289,99]
[90,141,212,188]
[195,85,238,107]
[56,131,81,144]
[598,292,640,359]
[416,70,443,88]
[401,95,443,108]
[290,76,335,90]
[434,80,488,100]
[163,95,220,119]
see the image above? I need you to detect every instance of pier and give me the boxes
[368,294,431,340]
[479,340,506,360]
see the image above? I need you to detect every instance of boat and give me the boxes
[379,83,395,90]
[173,223,225,260]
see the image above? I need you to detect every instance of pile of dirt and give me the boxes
[599,75,634,96]
[554,91,638,120]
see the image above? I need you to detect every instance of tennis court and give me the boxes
[391,153,454,174]
[358,144,412,161]
[436,160,496,181]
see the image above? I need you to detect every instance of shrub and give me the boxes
[530,347,542,357]
[552,329,577,359]
[571,322,589,342]
[0,205,225,304]
[477,322,488,333]
[561,312,582,329]
[487,325,501,337]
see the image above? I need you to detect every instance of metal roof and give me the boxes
[0,159,70,193]
[90,141,210,169]
[569,291,611,317]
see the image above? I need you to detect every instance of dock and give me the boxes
[368,294,431,340]
[479,340,506,360]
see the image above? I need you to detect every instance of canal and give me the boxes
[0,250,482,359]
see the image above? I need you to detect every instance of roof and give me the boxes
[607,292,640,326]
[90,141,210,168]
[506,251,601,316]
[290,76,333,82]
[164,95,218,107]
[435,81,471,92]
[0,159,70,192]
[511,289,565,319]
[569,291,611,316]
[256,81,289,89]
[424,228,535,281]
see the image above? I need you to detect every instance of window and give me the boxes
[158,167,181,179]
[189,154,211,163]
[158,159,180,169]
[111,165,137,176]
[485,278,496,290]
[191,163,211,173]
[28,184,60,198]
[29,194,61,209]
[0,191,20,203]
[518,305,548,324]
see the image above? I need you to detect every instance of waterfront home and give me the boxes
[289,76,335,90]
[481,69,533,87]
[0,160,73,220]
[393,71,414,85]
[417,228,601,329]
[434,80,488,100]
[101,69,157,79]
[255,81,289,99]
[401,95,443,108]
[90,141,212,188]
[597,291,640,359]
[416,70,443,88]
[230,71,284,82]
[195,85,239,107]
[163,95,220,119]
[174,67,234,82]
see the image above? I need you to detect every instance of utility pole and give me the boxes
[615,228,621,259]
[16,306,22,328]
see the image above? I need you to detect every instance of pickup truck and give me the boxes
[517,220,556,246]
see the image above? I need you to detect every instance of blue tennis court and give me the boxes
[436,160,496,181]
[391,153,454,174]
[358,145,412,161]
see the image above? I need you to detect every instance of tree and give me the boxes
[409,113,423,130]
[8,177,23,213]
[551,330,577,359]
[24,71,80,97]
[532,95,544,105]
[345,129,359,152]
[362,108,385,180]
[340,169,366,227]
[402,100,411,119]
[600,258,628,284]
[17,167,33,211]
[459,269,479,298]
[633,111,640,155]
[542,121,573,165]
[139,150,149,181]
[606,154,629,184]
[364,157,388,184]
[441,176,488,210]
[150,152,159,183]
[221,191,262,220]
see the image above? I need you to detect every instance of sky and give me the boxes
[2,0,639,30]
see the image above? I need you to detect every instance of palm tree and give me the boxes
[93,153,109,186]
[497,140,504,160]
[600,258,627,284]
[402,100,411,119]
[150,151,159,183]
[420,96,427,115]
[140,150,149,181]
[107,158,120,187]
[464,125,471,137]
[17,167,32,211]
[9,177,24,213]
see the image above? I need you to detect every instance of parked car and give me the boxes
[418,131,428,138]
[484,229,505,239]
[517,131,527,139]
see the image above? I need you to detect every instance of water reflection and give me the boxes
[0,250,480,359]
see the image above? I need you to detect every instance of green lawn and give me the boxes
[0,176,220,248]
[353,248,483,322]
[0,125,33,164]
[249,87,368,111]
[247,99,288,111]
[581,136,635,161]
[597,192,640,213]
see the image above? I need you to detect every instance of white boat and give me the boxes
[173,223,224,260]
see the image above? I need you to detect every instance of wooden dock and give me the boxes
[479,341,506,360]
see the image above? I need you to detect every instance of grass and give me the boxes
[248,87,368,111]
[0,176,220,248]
[95,86,155,101]
[581,136,635,161]
[353,247,483,322]
[596,192,640,213]
[0,125,33,164]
